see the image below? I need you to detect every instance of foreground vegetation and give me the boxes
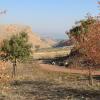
[0,1,100,100]
[0,62,100,100]
[0,32,32,78]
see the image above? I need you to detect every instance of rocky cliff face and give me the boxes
[0,24,55,48]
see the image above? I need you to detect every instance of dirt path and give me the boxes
[39,63,100,75]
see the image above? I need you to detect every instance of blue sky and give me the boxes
[0,0,99,39]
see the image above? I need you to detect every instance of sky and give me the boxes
[0,0,99,39]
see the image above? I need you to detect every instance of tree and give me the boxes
[67,17,99,85]
[0,32,32,78]
[67,16,96,49]
[82,21,100,85]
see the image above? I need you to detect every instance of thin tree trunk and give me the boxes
[12,58,17,78]
[88,66,93,85]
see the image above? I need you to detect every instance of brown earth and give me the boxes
[39,62,100,75]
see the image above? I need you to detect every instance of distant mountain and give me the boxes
[41,37,57,47]
[0,24,56,48]
[53,39,73,48]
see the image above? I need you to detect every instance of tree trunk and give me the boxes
[88,66,93,85]
[12,58,17,78]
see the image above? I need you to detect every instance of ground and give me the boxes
[0,61,100,100]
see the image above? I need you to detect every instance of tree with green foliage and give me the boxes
[0,32,32,78]
[68,16,96,46]
[67,17,97,85]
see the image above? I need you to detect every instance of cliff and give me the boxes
[0,24,55,48]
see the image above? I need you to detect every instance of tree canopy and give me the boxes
[0,32,32,77]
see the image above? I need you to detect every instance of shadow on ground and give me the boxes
[93,75,100,81]
[9,80,100,100]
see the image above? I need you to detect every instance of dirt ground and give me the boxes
[0,61,100,100]
[39,62,100,75]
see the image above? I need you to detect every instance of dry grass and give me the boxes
[33,46,71,59]
[0,61,100,100]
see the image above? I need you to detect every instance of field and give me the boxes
[0,61,100,100]
[33,46,72,59]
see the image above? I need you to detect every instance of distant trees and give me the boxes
[0,32,32,78]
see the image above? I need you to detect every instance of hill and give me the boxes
[53,39,73,48]
[0,24,55,48]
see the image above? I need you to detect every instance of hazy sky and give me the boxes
[0,0,99,39]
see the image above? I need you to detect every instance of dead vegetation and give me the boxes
[0,61,100,100]
[33,46,72,60]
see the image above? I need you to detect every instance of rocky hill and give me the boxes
[53,39,73,48]
[0,24,56,48]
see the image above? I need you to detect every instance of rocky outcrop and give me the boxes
[0,24,55,48]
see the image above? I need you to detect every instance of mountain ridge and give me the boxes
[0,24,56,48]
